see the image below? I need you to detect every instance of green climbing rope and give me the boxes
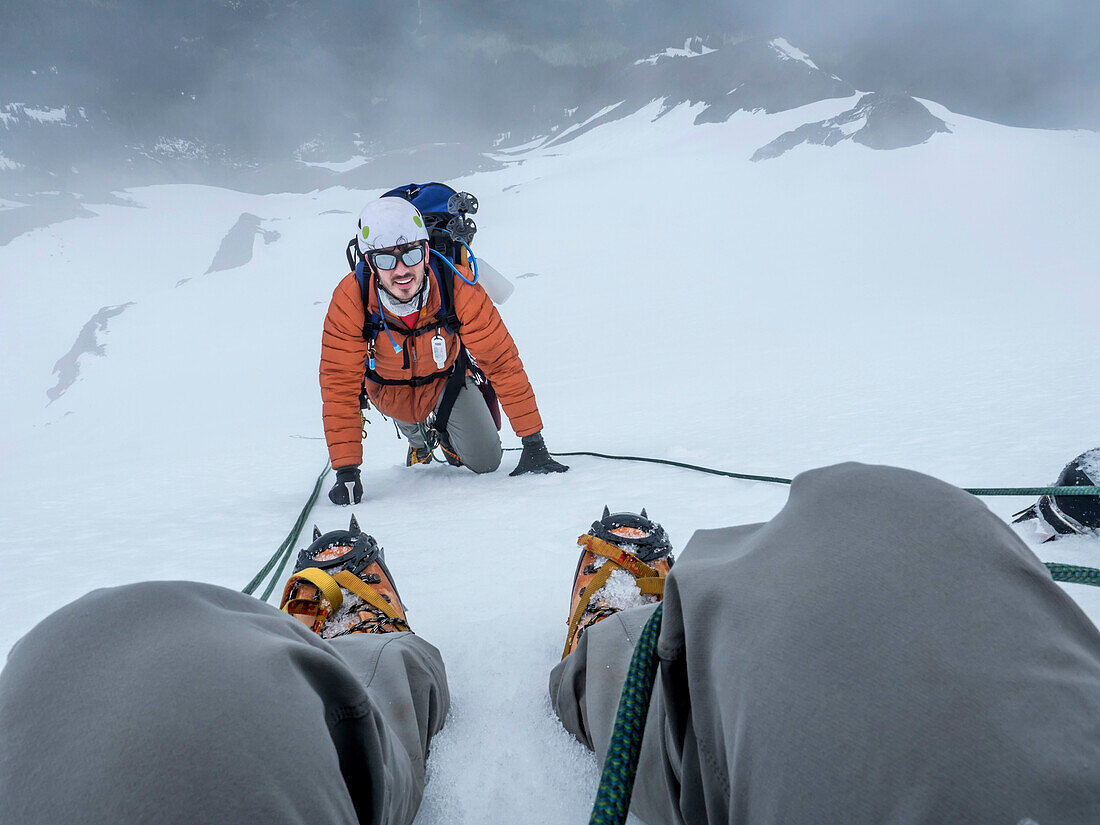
[546,451,793,485]
[589,603,663,825]
[242,461,330,599]
[504,448,1100,497]
[1046,563,1100,587]
[251,451,1096,602]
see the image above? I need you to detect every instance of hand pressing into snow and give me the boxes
[328,465,363,505]
[510,432,569,476]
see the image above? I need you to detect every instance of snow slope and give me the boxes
[2,99,1099,823]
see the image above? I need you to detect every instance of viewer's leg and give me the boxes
[550,605,656,757]
[0,581,448,825]
[549,604,680,825]
[551,464,1100,825]
[548,509,681,825]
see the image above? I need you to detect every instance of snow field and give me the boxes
[1,97,1099,824]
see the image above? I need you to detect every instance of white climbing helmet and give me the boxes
[356,197,429,254]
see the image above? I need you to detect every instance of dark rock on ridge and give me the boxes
[752,92,951,161]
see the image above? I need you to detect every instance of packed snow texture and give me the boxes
[1,97,1099,825]
[1078,449,1100,483]
[589,561,656,613]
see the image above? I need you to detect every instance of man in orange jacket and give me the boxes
[321,196,567,504]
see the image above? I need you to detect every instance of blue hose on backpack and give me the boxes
[431,244,478,285]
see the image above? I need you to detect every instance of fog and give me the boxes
[0,0,1097,192]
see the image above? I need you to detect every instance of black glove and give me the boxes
[328,465,363,505]
[509,432,569,476]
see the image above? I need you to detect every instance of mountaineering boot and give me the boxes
[1013,447,1100,541]
[406,424,438,466]
[406,444,434,466]
[561,508,674,658]
[279,515,410,637]
[437,431,464,467]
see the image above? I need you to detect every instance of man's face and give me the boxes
[372,241,428,302]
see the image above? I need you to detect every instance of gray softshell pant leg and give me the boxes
[395,376,502,473]
[0,581,449,825]
[551,462,1100,825]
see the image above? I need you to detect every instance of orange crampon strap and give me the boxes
[562,535,666,659]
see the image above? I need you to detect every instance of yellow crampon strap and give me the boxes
[281,567,345,612]
[280,567,346,633]
[281,567,405,628]
[332,569,405,621]
[562,535,666,659]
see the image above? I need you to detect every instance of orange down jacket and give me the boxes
[320,264,543,469]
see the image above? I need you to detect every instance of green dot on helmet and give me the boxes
[362,226,370,240]
[413,216,423,228]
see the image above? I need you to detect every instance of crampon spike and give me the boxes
[349,514,361,535]
[588,508,674,566]
[313,525,322,541]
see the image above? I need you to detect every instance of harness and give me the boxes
[345,248,489,434]
[342,182,495,436]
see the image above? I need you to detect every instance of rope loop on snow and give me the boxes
[250,452,1097,601]
[502,448,1100,498]
[250,451,1097,602]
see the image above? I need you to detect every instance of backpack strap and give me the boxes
[428,257,462,335]
[431,348,470,435]
[364,365,455,387]
[351,238,461,340]
[350,240,381,340]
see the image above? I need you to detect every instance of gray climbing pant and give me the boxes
[5,464,1100,825]
[0,582,449,825]
[395,376,502,473]
[550,462,1100,825]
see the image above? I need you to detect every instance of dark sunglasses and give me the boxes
[368,243,425,271]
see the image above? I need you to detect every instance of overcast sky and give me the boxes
[436,0,1100,127]
[1,0,1097,131]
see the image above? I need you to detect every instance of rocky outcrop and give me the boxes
[48,303,134,403]
[539,37,855,148]
[204,214,281,275]
[752,92,951,161]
